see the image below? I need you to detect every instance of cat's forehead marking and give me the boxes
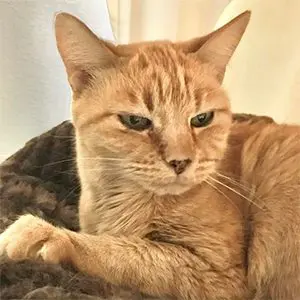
[130,45,197,113]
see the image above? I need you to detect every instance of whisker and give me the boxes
[83,167,136,174]
[83,168,135,174]
[124,164,162,171]
[78,157,126,161]
[215,170,242,181]
[204,180,242,216]
[63,184,81,202]
[35,158,76,167]
[208,176,263,210]
[39,156,127,168]
[49,135,75,139]
[53,170,78,175]
[215,172,252,193]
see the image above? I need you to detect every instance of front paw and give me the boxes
[0,215,74,264]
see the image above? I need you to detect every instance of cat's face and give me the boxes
[55,12,250,195]
[72,46,231,195]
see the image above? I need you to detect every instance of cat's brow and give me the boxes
[143,89,154,112]
[79,112,113,130]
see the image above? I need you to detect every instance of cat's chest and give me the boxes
[89,191,199,237]
[89,192,162,236]
[80,183,244,238]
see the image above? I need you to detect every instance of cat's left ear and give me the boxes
[181,11,251,82]
[55,12,118,94]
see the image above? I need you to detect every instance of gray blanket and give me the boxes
[0,114,274,299]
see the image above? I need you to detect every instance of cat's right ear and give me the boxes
[177,11,250,82]
[55,13,117,93]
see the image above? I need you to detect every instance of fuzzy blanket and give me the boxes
[0,114,274,299]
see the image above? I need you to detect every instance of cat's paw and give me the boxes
[0,214,73,264]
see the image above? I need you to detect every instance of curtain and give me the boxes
[108,0,231,43]
[107,0,300,124]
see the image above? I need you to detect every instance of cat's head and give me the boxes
[55,12,250,196]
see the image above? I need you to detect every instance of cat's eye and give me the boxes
[118,114,152,131]
[190,111,214,128]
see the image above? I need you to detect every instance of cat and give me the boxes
[0,10,300,300]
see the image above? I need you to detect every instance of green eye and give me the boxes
[190,111,214,128]
[118,114,152,131]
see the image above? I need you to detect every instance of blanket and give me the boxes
[0,114,274,299]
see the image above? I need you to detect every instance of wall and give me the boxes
[216,0,300,123]
[0,0,114,161]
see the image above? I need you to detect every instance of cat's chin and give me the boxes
[142,182,194,196]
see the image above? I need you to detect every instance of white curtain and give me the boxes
[108,0,231,43]
[107,0,300,124]
[0,0,115,161]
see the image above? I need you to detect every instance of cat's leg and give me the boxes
[0,214,248,300]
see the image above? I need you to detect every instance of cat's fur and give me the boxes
[0,11,300,300]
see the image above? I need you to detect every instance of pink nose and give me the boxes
[168,159,191,175]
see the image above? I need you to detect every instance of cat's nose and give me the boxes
[168,159,192,175]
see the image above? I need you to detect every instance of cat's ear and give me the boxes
[55,13,117,93]
[181,11,251,82]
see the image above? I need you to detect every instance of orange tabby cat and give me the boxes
[0,11,300,300]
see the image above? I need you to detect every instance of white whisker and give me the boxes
[215,172,252,193]
[208,176,263,210]
[205,180,242,216]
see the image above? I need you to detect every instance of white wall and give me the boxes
[0,0,114,161]
[216,0,300,124]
